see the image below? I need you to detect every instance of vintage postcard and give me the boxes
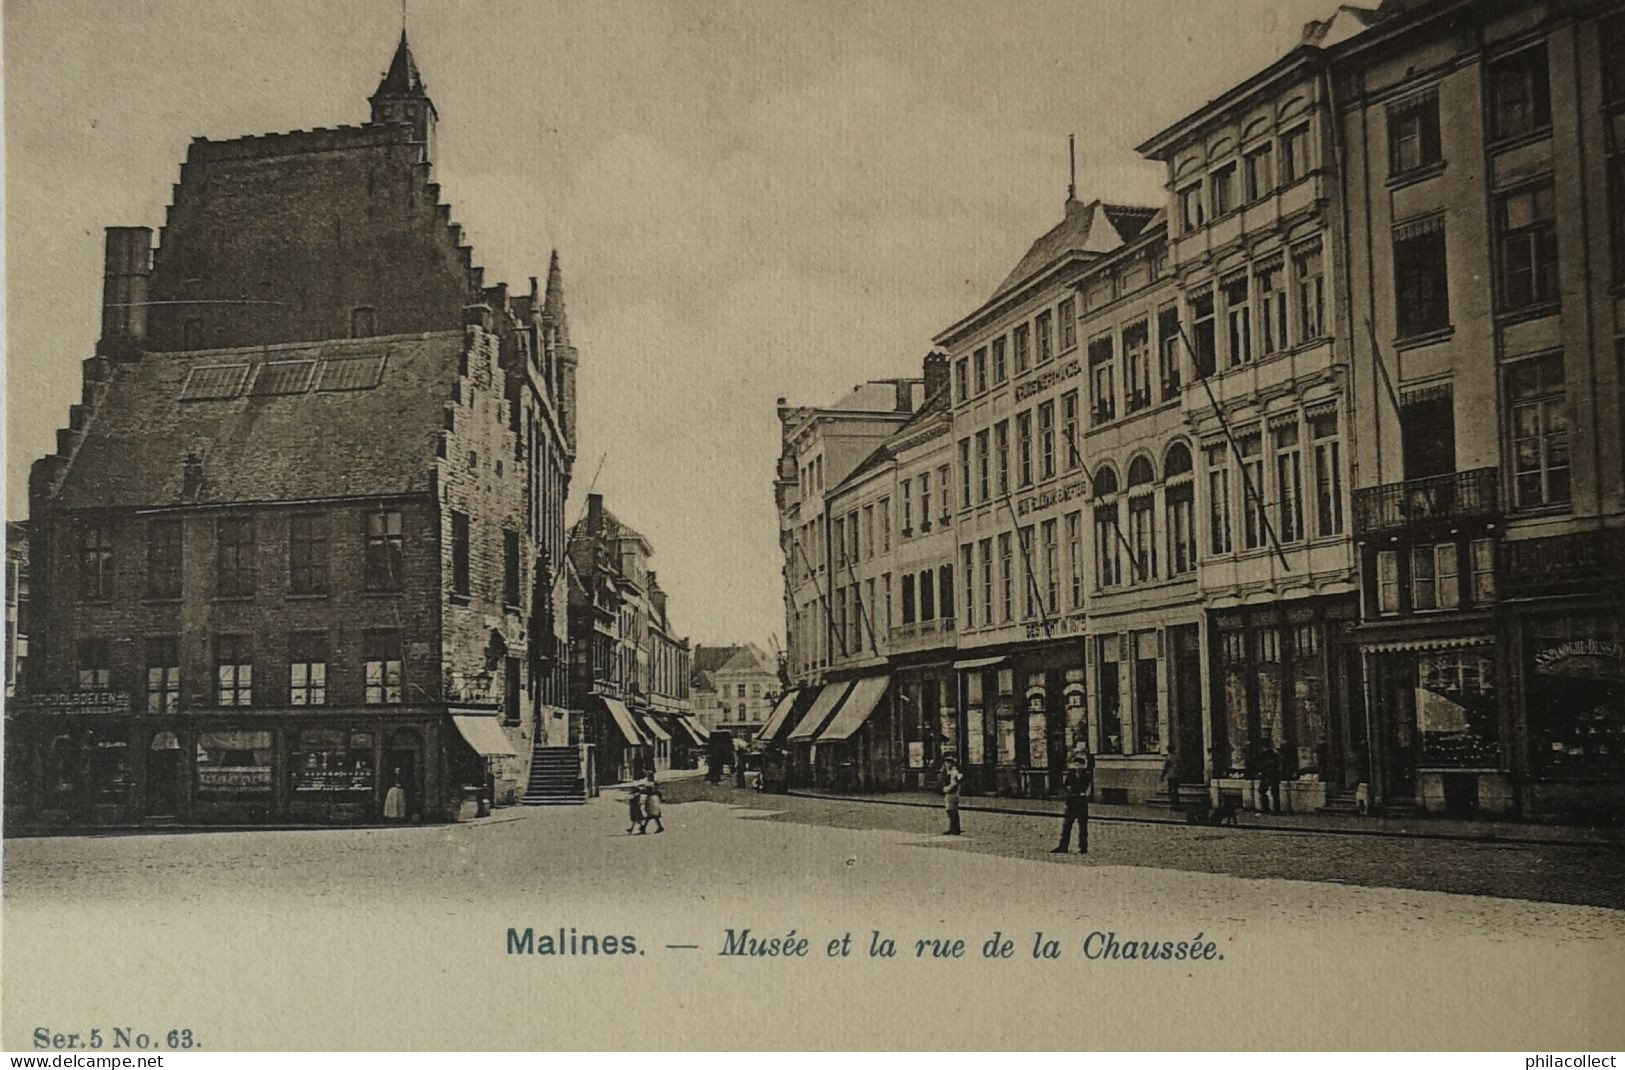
[3,0,1624,1053]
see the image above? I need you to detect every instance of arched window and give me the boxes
[1092,465,1122,590]
[1165,442,1197,575]
[1164,441,1194,478]
[1126,456,1157,582]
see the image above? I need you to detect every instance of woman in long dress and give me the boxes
[383,768,407,821]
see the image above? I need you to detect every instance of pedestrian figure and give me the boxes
[940,756,962,835]
[734,743,747,789]
[383,768,407,822]
[642,775,665,834]
[626,780,645,834]
[1161,745,1181,813]
[1052,751,1092,854]
[1256,737,1281,814]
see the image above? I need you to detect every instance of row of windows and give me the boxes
[78,509,523,608]
[1178,123,1313,234]
[953,295,1079,404]
[1201,412,1345,558]
[1373,539,1497,616]
[78,631,404,712]
[829,563,957,660]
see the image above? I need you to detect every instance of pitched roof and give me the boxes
[53,333,458,510]
[988,198,1158,303]
[692,644,744,674]
[691,669,718,694]
[717,643,772,675]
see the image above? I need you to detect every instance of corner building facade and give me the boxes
[12,33,579,827]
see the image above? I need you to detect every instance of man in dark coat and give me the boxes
[1051,751,1093,854]
[1256,737,1281,814]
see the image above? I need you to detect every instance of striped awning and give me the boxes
[787,681,853,742]
[1363,635,1494,655]
[602,698,648,746]
[757,689,800,742]
[817,675,890,743]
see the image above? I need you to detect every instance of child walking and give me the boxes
[625,778,644,834]
[642,776,664,834]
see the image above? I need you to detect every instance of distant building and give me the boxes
[12,31,578,828]
[567,494,698,783]
[691,643,778,739]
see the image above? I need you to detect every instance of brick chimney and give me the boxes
[97,227,152,360]
[923,350,950,401]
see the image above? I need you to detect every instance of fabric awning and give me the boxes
[688,717,711,740]
[954,656,1006,670]
[787,681,853,742]
[817,675,890,742]
[757,689,801,742]
[640,714,672,742]
[450,713,518,757]
[672,717,706,747]
[602,698,647,746]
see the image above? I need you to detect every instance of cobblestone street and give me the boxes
[662,780,1625,909]
[6,788,1624,1049]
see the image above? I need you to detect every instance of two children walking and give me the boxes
[625,775,664,834]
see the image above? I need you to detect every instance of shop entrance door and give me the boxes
[1171,626,1205,782]
[385,729,424,820]
[1380,657,1418,803]
[145,732,182,817]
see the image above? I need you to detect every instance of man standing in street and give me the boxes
[940,756,962,835]
[1160,745,1181,814]
[1052,750,1092,854]
[1256,735,1281,814]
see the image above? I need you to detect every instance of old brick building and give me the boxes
[567,494,699,784]
[11,31,579,827]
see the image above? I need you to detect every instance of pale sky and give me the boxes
[4,0,1338,649]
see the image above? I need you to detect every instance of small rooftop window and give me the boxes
[249,360,316,396]
[316,354,387,392]
[179,363,251,401]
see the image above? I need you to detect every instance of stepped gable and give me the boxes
[50,332,464,511]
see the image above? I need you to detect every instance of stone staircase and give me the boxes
[521,745,586,806]
[1319,789,1362,816]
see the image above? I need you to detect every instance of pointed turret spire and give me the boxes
[369,30,437,156]
[543,250,570,347]
[375,30,426,99]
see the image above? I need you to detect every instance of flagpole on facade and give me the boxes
[1173,323,1293,573]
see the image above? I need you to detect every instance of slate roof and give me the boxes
[989,198,1159,303]
[53,333,459,511]
[717,643,772,676]
[374,31,427,99]
[692,645,744,674]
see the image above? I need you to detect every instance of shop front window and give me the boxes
[291,728,375,793]
[85,731,132,805]
[1528,619,1625,769]
[1416,651,1499,767]
[1098,635,1123,754]
[196,729,274,796]
[1133,631,1159,753]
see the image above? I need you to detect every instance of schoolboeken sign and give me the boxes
[9,691,134,716]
